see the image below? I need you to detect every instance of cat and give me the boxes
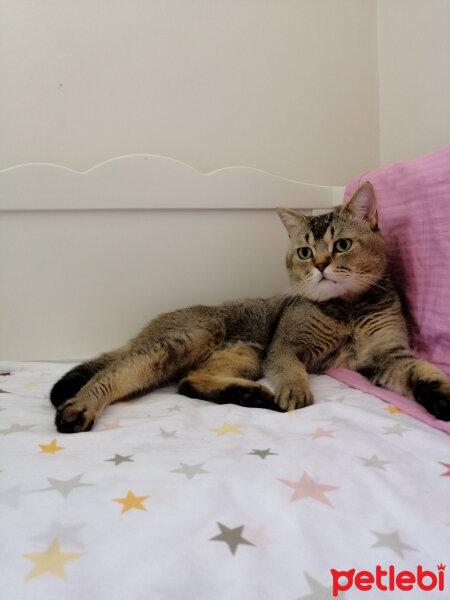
[50,182,450,432]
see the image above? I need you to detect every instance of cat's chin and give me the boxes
[291,272,375,303]
[304,276,364,302]
[312,279,349,302]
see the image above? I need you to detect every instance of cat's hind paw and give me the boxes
[221,383,282,411]
[413,379,450,421]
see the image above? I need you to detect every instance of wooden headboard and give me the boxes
[0,155,344,360]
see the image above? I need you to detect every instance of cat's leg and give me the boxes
[359,353,450,421]
[264,347,314,411]
[55,325,222,433]
[50,348,128,408]
[178,343,281,410]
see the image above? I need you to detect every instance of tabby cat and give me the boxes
[50,183,450,432]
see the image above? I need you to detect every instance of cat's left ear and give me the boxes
[343,182,378,229]
[276,207,307,236]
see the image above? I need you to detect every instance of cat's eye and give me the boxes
[334,238,352,253]
[297,247,313,260]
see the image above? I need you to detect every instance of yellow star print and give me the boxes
[39,439,65,454]
[23,381,38,387]
[114,490,150,513]
[23,538,82,581]
[383,405,403,414]
[208,422,243,437]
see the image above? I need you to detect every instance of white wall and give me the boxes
[377,0,450,164]
[2,1,449,183]
[0,0,379,186]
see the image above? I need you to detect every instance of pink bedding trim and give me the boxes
[326,368,450,435]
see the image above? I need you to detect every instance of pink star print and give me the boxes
[278,472,339,506]
[439,462,450,477]
[308,428,336,439]
[101,421,121,431]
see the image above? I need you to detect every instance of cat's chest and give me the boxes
[311,300,400,371]
[281,299,387,371]
[280,302,351,369]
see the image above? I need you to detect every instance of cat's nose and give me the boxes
[315,262,330,273]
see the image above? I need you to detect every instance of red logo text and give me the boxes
[330,564,445,596]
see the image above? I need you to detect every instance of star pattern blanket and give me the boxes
[1,362,449,599]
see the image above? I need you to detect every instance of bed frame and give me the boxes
[0,155,344,360]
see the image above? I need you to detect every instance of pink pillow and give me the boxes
[327,146,450,433]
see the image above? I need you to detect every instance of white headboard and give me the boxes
[0,155,344,360]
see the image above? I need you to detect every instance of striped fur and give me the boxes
[51,183,450,432]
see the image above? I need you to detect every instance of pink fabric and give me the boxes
[326,368,450,435]
[327,146,450,434]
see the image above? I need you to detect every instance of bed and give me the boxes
[1,154,449,599]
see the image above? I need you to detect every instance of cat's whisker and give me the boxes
[283,292,298,310]
[352,273,393,294]
[335,270,392,294]
[284,282,306,308]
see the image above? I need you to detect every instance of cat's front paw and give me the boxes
[413,379,450,421]
[274,383,314,411]
[55,398,97,433]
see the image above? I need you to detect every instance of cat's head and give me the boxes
[277,182,387,302]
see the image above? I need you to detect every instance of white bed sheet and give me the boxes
[1,361,449,599]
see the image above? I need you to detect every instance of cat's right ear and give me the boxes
[276,207,307,237]
[343,182,378,229]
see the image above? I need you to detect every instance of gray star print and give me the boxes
[167,404,182,412]
[37,474,94,498]
[371,530,417,557]
[248,448,277,459]
[359,454,391,470]
[297,572,347,600]
[158,427,177,439]
[210,523,254,555]
[383,424,409,436]
[132,441,154,453]
[171,462,210,480]
[105,454,134,465]
[321,393,346,404]
[0,423,35,435]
